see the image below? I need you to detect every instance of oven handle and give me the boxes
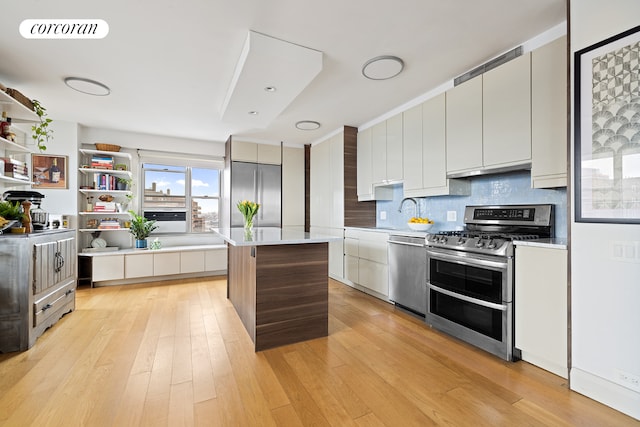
[426,248,507,270]
[428,283,507,311]
[388,240,425,248]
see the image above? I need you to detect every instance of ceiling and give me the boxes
[0,0,565,146]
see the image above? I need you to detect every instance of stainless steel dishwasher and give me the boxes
[388,234,427,316]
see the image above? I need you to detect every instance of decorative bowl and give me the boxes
[407,222,433,232]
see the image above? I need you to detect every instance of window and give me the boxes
[142,163,220,233]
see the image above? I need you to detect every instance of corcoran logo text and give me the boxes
[20,19,109,39]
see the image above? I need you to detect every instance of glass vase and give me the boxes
[244,216,254,231]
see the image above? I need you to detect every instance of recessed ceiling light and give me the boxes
[264,86,277,92]
[362,55,404,80]
[248,111,259,115]
[64,77,110,96]
[295,120,321,130]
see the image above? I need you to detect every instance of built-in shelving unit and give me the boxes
[0,95,37,189]
[77,146,135,250]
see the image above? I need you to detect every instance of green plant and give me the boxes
[0,201,26,222]
[128,210,158,240]
[31,99,53,152]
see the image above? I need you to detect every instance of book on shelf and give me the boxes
[93,201,117,212]
[93,173,117,190]
[98,219,121,229]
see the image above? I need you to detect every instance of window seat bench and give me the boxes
[78,244,227,287]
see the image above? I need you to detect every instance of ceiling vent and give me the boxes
[454,46,523,86]
[221,31,323,128]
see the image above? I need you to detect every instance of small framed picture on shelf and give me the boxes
[114,163,128,171]
[31,154,68,189]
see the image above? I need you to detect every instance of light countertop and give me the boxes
[344,226,429,238]
[513,238,568,250]
[213,227,342,247]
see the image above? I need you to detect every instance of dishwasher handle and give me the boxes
[388,240,425,248]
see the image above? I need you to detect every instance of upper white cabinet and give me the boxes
[357,117,398,201]
[531,36,567,188]
[483,53,531,168]
[403,94,470,197]
[281,146,305,227]
[446,53,533,176]
[231,140,281,165]
[446,77,484,173]
[371,115,403,185]
[356,127,373,201]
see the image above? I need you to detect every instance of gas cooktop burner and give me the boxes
[425,204,554,257]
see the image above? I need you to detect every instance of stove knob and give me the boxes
[457,237,466,245]
[439,236,448,244]
[475,240,484,248]
[487,239,497,249]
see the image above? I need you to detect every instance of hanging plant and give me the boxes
[31,99,53,151]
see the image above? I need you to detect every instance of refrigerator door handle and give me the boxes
[258,169,264,220]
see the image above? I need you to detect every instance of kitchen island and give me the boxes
[213,227,340,351]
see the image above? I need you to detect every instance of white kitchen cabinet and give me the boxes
[125,253,153,278]
[311,135,333,228]
[153,252,181,276]
[230,140,281,165]
[282,146,305,227]
[371,121,387,184]
[531,36,567,188]
[205,248,227,271]
[402,104,423,193]
[330,134,345,229]
[92,255,125,281]
[483,53,531,168]
[357,127,374,201]
[446,77,483,173]
[404,93,470,197]
[515,244,568,378]
[180,250,205,274]
[343,229,389,299]
[311,132,344,229]
[385,114,403,182]
[371,115,403,185]
[310,226,344,279]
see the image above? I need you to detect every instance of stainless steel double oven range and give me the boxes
[425,204,554,361]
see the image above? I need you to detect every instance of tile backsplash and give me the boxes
[376,170,568,238]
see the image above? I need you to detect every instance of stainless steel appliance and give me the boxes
[230,161,281,227]
[425,204,554,361]
[2,190,48,230]
[388,234,427,316]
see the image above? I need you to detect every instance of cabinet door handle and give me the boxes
[54,251,65,272]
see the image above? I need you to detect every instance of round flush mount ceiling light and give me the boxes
[248,111,259,115]
[64,77,110,96]
[295,120,321,131]
[362,55,404,80]
[264,86,277,92]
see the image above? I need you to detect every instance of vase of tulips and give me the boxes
[237,200,260,231]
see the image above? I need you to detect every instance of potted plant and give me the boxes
[116,176,132,191]
[31,99,53,152]
[0,201,27,232]
[128,210,158,249]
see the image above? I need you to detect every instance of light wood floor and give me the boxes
[0,277,637,427]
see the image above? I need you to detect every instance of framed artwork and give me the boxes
[575,25,640,223]
[31,154,68,189]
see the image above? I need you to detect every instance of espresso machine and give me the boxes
[2,190,49,230]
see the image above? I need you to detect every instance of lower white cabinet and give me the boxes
[311,226,344,279]
[125,253,153,278]
[343,229,389,299]
[93,255,125,281]
[83,245,227,285]
[515,244,568,378]
[154,252,181,276]
[205,248,227,271]
[180,250,205,274]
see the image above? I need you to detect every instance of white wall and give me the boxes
[571,0,640,419]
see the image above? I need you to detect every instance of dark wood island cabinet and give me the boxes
[214,227,339,351]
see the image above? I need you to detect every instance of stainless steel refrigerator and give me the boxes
[230,161,282,227]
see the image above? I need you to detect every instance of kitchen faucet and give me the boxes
[398,197,420,218]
